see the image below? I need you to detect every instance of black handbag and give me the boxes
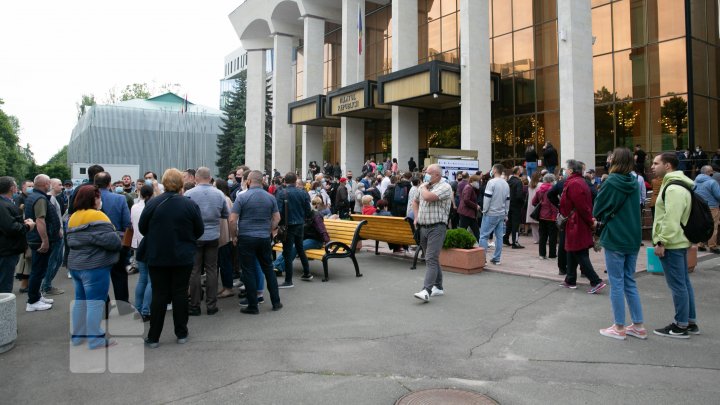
[275,190,289,243]
[530,203,542,221]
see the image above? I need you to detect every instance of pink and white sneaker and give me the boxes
[599,326,626,340]
[625,324,648,340]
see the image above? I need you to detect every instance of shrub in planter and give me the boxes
[440,228,485,274]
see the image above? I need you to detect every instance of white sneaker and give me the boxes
[488,241,496,248]
[430,286,445,297]
[26,301,52,312]
[413,289,430,302]
[67,272,72,279]
[167,303,173,311]
[40,296,54,304]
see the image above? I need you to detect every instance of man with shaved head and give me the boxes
[24,174,62,311]
[40,178,66,295]
[411,164,453,302]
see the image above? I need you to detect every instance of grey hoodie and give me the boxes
[483,178,510,217]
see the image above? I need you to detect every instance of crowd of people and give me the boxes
[0,143,715,348]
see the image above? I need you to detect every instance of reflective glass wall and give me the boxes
[490,0,559,167]
[690,0,720,153]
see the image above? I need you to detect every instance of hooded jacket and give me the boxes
[532,182,558,221]
[592,173,641,253]
[560,173,594,252]
[67,210,122,270]
[694,173,720,208]
[652,170,693,249]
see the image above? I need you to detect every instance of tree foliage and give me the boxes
[37,145,70,180]
[216,71,247,177]
[120,83,152,101]
[76,94,96,120]
[0,98,36,180]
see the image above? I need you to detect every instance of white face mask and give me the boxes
[471,182,480,189]
[98,199,103,211]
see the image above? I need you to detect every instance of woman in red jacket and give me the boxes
[532,173,559,260]
[559,160,607,293]
[458,175,481,241]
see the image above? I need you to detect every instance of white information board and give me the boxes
[438,159,480,180]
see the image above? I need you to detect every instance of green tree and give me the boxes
[76,94,96,119]
[216,71,247,177]
[660,95,688,150]
[37,145,70,180]
[120,83,152,101]
[0,98,36,179]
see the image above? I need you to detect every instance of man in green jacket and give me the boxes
[651,152,699,338]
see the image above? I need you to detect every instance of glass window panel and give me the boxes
[613,0,632,51]
[533,0,557,25]
[488,0,492,38]
[366,43,377,79]
[595,104,615,155]
[418,22,429,62]
[515,115,536,157]
[709,46,719,98]
[614,100,648,148]
[536,65,559,111]
[493,0,512,36]
[537,111,560,153]
[708,99,719,151]
[708,0,718,45]
[428,19,441,56]
[694,96,710,150]
[614,48,647,100]
[647,39,687,97]
[535,21,558,68]
[655,94,689,150]
[494,76,515,117]
[691,0,707,41]
[693,41,709,96]
[385,38,392,73]
[428,0,441,21]
[515,71,536,115]
[442,14,458,53]
[513,0,533,30]
[592,5,613,56]
[441,0,457,16]
[493,33,514,76]
[593,54,614,102]
[592,0,611,7]
[647,0,685,43]
[492,117,515,159]
[514,27,534,71]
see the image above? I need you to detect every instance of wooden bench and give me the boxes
[350,214,423,269]
[272,219,367,282]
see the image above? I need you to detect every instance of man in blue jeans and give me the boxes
[651,152,699,338]
[479,164,510,266]
[276,172,312,288]
[0,177,35,293]
[229,170,282,314]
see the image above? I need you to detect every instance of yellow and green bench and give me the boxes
[272,219,367,282]
[350,214,423,269]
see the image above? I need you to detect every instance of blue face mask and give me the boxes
[227,180,234,187]
[26,187,34,194]
[115,187,124,194]
[423,174,431,183]
[145,179,153,187]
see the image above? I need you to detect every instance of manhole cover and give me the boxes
[395,388,498,405]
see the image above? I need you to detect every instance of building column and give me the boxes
[245,49,266,171]
[391,0,419,172]
[302,16,325,178]
[460,0,492,169]
[272,34,294,175]
[558,0,595,168]
[340,0,365,176]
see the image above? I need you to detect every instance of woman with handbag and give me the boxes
[532,174,558,260]
[593,147,646,340]
[559,160,606,294]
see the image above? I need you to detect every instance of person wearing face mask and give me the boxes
[412,164,453,302]
[457,175,482,241]
[0,176,35,293]
[308,181,330,208]
[692,145,709,178]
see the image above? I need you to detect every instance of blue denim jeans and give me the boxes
[604,249,643,326]
[526,162,537,178]
[41,238,64,292]
[134,261,152,316]
[70,267,111,349]
[273,239,324,273]
[660,248,696,328]
[0,254,20,293]
[479,215,505,262]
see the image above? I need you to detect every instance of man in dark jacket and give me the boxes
[0,177,35,293]
[277,172,312,287]
[503,167,525,249]
[543,142,559,174]
[335,177,350,219]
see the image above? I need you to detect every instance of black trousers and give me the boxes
[147,265,192,342]
[458,214,479,241]
[565,249,601,287]
[110,247,129,302]
[238,237,280,310]
[538,220,557,258]
[504,208,522,243]
[558,230,567,273]
[283,224,310,283]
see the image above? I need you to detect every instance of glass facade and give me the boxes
[418,0,461,64]
[690,0,720,152]
[490,0,559,167]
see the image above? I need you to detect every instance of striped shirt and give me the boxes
[414,181,453,225]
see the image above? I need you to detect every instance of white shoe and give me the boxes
[413,289,430,302]
[40,296,54,304]
[488,241,496,248]
[167,303,173,311]
[67,272,72,279]
[430,286,445,297]
[26,301,52,312]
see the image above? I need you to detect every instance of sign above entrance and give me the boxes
[326,81,391,120]
[288,95,341,128]
[378,61,461,110]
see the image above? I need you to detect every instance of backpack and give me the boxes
[393,184,408,208]
[661,180,714,244]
